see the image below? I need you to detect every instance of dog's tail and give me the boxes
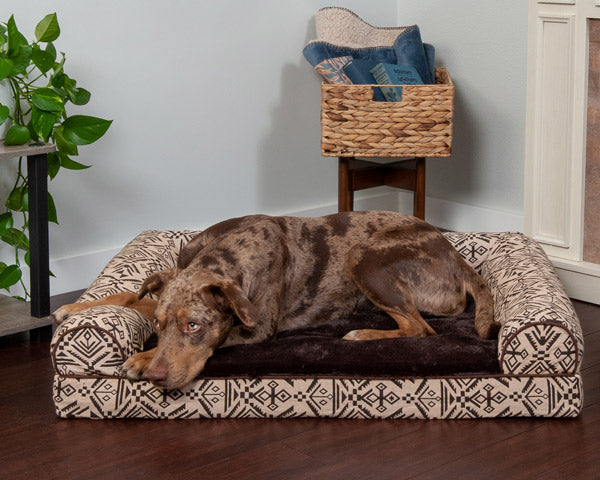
[465,269,499,339]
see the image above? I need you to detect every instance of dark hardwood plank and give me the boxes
[582,362,600,409]
[574,300,600,335]
[282,418,546,480]
[407,405,600,480]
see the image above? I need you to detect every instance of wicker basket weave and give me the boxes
[321,67,454,157]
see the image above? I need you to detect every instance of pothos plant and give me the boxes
[0,13,111,300]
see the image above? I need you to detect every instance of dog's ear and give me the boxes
[138,268,178,299]
[199,280,257,329]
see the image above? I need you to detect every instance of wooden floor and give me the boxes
[0,294,598,480]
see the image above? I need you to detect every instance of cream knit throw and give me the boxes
[314,7,412,48]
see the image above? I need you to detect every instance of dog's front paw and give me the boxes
[51,303,86,325]
[122,350,155,380]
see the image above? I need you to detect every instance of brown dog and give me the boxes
[52,211,498,390]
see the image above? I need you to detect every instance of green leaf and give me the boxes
[62,115,112,145]
[69,88,91,106]
[0,58,14,81]
[0,228,29,251]
[45,42,57,61]
[35,13,61,43]
[6,188,23,211]
[63,76,76,91]
[51,71,66,89]
[4,124,30,145]
[6,186,27,212]
[6,15,27,57]
[47,193,58,224]
[60,154,90,170]
[8,45,32,76]
[31,87,64,112]
[31,44,55,74]
[0,212,13,233]
[0,104,9,126]
[31,106,58,141]
[47,152,60,179]
[0,264,22,290]
[52,126,79,155]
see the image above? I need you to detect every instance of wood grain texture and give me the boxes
[0,295,53,336]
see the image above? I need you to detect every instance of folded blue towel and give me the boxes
[303,25,434,84]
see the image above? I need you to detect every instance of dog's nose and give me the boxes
[146,365,169,387]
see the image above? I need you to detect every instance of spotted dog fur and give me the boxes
[53,211,498,390]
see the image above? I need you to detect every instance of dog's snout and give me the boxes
[146,365,169,386]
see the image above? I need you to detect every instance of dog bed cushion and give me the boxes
[150,304,500,378]
[51,230,584,419]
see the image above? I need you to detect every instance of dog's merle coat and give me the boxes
[54,211,498,390]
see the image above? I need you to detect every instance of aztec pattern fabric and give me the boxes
[53,375,582,420]
[482,235,583,375]
[51,230,584,419]
[314,56,353,84]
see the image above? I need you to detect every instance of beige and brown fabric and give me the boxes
[51,230,584,419]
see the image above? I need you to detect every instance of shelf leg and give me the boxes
[27,153,50,318]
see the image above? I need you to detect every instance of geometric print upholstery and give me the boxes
[53,375,582,420]
[79,230,197,302]
[51,306,153,377]
[51,230,584,419]
[479,233,583,375]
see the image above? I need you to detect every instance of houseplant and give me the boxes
[0,13,111,299]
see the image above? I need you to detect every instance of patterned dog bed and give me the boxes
[51,230,584,419]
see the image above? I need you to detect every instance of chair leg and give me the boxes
[413,157,426,219]
[338,157,354,212]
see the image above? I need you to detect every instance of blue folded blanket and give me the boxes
[303,25,435,85]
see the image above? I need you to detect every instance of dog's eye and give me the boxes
[153,318,160,331]
[186,322,200,333]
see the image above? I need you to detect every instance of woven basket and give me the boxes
[321,67,454,157]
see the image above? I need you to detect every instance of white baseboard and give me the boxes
[424,195,524,232]
[48,191,524,295]
[552,259,600,305]
[284,189,401,218]
[50,247,121,296]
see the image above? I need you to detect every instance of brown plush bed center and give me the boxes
[144,301,500,378]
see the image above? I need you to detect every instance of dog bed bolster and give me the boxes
[481,233,583,375]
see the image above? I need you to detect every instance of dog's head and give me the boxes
[138,268,256,389]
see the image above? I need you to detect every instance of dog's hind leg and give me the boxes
[344,263,437,340]
[344,225,465,340]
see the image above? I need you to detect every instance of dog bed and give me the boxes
[51,230,584,419]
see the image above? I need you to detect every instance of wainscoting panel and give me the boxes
[530,14,575,249]
[526,1,600,304]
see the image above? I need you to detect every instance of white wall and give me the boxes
[1,1,400,294]
[0,2,528,295]
[395,1,529,227]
